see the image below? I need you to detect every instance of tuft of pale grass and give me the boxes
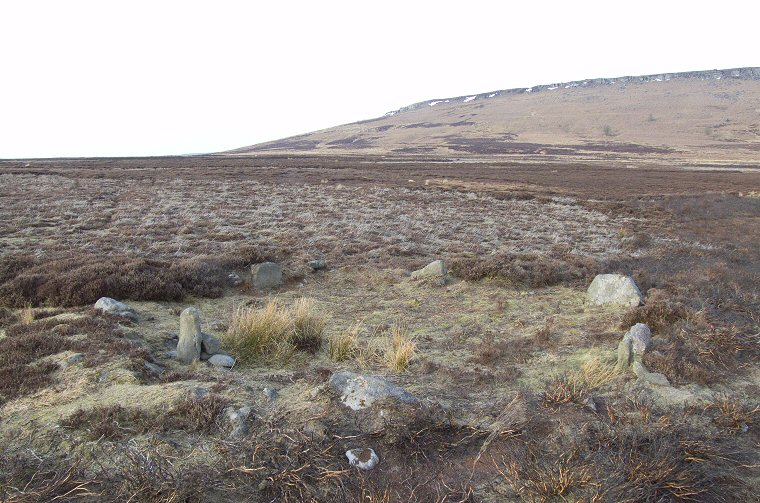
[384,324,416,372]
[291,298,327,353]
[544,358,619,406]
[328,322,360,362]
[19,304,34,325]
[579,357,619,389]
[223,300,295,364]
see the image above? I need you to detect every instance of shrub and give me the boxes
[449,252,599,288]
[0,247,275,308]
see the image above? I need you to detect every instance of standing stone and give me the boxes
[616,337,633,370]
[410,259,447,286]
[177,308,203,364]
[251,262,283,290]
[624,323,652,357]
[587,274,643,307]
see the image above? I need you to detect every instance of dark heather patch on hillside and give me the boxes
[326,137,378,148]
[254,139,320,151]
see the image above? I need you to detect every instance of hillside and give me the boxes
[230,67,760,166]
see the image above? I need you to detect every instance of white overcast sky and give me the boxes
[0,1,757,158]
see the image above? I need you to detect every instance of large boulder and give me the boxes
[411,259,447,286]
[177,308,203,364]
[328,371,418,411]
[94,297,138,321]
[587,274,643,307]
[251,262,283,290]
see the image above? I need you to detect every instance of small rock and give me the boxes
[251,262,283,290]
[583,396,598,413]
[193,387,209,399]
[632,361,670,386]
[208,354,235,368]
[586,274,643,307]
[94,297,138,321]
[410,259,447,286]
[228,272,243,286]
[616,337,633,370]
[164,350,178,359]
[200,352,212,361]
[623,323,652,357]
[263,387,279,401]
[60,353,85,369]
[201,333,221,355]
[328,371,418,411]
[225,406,253,438]
[303,420,328,441]
[144,361,165,375]
[177,308,203,364]
[346,448,379,470]
[308,259,327,271]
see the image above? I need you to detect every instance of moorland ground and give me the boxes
[1,154,759,502]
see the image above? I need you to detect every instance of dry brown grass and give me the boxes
[290,298,327,353]
[543,359,618,407]
[384,324,416,372]
[328,322,360,362]
[223,300,294,364]
[18,304,34,325]
[223,298,326,364]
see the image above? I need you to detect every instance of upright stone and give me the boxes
[616,337,633,370]
[177,308,203,364]
[251,262,283,290]
[587,274,643,307]
[624,323,652,357]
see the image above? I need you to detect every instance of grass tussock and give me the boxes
[328,322,360,362]
[543,358,618,407]
[223,298,326,364]
[384,324,416,372]
[290,298,328,353]
[19,304,34,325]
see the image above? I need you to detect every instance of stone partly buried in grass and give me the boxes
[94,297,138,322]
[346,448,380,470]
[410,259,447,286]
[587,273,643,307]
[250,262,283,290]
[328,371,419,410]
